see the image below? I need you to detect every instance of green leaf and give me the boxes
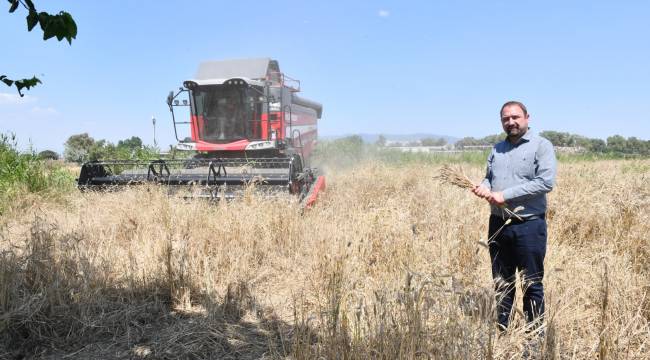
[38,11,76,43]
[8,0,18,13]
[51,17,64,41]
[24,0,35,12]
[42,27,55,41]
[38,11,49,31]
[39,12,56,41]
[0,75,14,87]
[60,11,77,43]
[26,10,38,31]
[0,75,41,96]
[14,76,41,97]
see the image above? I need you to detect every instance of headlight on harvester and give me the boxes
[183,80,198,90]
[225,78,247,86]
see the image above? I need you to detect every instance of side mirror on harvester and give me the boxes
[166,91,174,107]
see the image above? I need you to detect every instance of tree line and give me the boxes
[455,131,650,155]
[62,133,159,163]
[33,130,650,164]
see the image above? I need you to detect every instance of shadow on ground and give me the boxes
[0,220,312,359]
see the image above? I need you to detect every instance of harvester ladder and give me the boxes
[291,129,306,168]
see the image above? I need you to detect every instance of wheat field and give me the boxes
[1,159,649,359]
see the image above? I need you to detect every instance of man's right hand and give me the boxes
[472,185,491,199]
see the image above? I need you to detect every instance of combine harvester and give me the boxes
[78,58,325,206]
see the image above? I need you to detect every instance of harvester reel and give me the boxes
[77,156,324,206]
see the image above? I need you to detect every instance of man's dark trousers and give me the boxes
[488,215,547,329]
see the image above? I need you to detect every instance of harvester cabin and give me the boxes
[183,58,322,150]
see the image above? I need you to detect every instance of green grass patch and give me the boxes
[313,137,488,169]
[555,152,645,162]
[0,134,75,214]
[620,161,650,174]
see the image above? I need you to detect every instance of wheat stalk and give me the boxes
[437,164,475,189]
[437,165,523,221]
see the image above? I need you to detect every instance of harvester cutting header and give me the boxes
[78,58,325,205]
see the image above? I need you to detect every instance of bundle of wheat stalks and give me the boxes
[437,164,476,190]
[437,164,522,221]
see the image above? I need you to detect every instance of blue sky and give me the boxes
[1,0,649,152]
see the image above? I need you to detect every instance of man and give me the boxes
[472,101,557,330]
[218,91,242,139]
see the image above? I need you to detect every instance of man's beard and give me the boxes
[506,126,527,142]
[506,128,520,136]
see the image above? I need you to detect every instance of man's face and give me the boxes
[500,105,529,138]
[225,94,238,110]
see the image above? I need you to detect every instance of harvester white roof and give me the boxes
[194,58,277,81]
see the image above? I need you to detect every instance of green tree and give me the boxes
[540,131,563,146]
[541,131,598,148]
[117,136,143,150]
[574,135,592,149]
[540,131,578,146]
[606,135,626,153]
[65,133,159,163]
[375,134,387,147]
[480,133,506,145]
[3,0,77,96]
[37,149,59,160]
[625,137,644,154]
[587,138,606,153]
[455,137,480,149]
[64,133,95,163]
[87,139,111,161]
[420,137,446,146]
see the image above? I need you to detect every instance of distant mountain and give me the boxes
[319,133,459,144]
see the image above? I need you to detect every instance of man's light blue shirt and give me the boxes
[480,130,557,218]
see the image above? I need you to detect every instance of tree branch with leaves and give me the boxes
[2,0,77,96]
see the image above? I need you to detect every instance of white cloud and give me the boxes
[0,92,37,105]
[378,9,390,17]
[30,106,59,115]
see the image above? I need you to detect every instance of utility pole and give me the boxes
[152,116,157,147]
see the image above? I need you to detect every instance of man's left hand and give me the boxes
[488,191,506,206]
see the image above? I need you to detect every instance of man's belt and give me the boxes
[491,213,545,223]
